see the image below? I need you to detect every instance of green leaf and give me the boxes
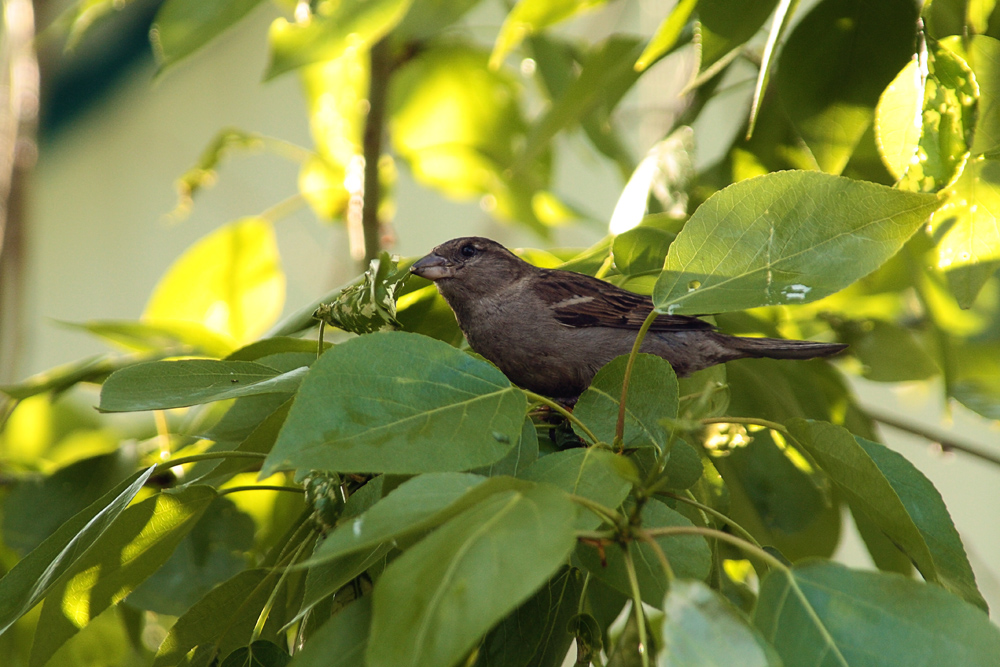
[714,365,843,561]
[395,0,480,40]
[612,227,676,275]
[3,450,139,556]
[851,504,913,576]
[652,171,940,315]
[126,497,255,616]
[746,0,798,137]
[225,337,326,362]
[696,0,780,81]
[967,35,1000,155]
[520,37,644,169]
[144,218,285,344]
[194,399,293,484]
[286,597,371,667]
[490,0,609,69]
[829,318,938,381]
[777,0,918,174]
[0,354,158,401]
[153,568,273,667]
[31,486,216,667]
[574,354,679,451]
[932,156,1000,307]
[152,0,267,71]
[473,566,584,667]
[521,447,633,529]
[787,419,986,611]
[366,483,577,667]
[0,468,154,635]
[754,561,1000,667]
[576,499,711,606]
[99,360,306,412]
[219,640,290,667]
[471,416,539,477]
[635,0,698,71]
[57,319,234,357]
[304,473,493,566]
[265,0,414,79]
[263,332,527,475]
[660,579,781,667]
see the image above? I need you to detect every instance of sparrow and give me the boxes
[410,237,847,399]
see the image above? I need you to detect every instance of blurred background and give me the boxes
[2,0,999,647]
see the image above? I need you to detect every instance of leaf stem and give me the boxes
[621,548,650,667]
[616,310,660,450]
[523,390,601,445]
[660,491,761,547]
[644,525,787,573]
[700,416,788,433]
[569,495,627,528]
[635,529,674,584]
[152,451,266,475]
[252,534,313,642]
[218,485,304,496]
[259,192,307,224]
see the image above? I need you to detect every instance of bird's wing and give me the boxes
[535,270,714,332]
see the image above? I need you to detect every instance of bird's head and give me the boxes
[410,237,530,295]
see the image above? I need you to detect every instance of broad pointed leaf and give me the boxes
[754,561,1000,667]
[653,171,939,315]
[263,332,526,475]
[366,483,577,667]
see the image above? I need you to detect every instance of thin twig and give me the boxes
[861,406,1000,467]
[644,525,787,573]
[616,310,660,449]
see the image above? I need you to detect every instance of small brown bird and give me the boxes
[410,237,847,399]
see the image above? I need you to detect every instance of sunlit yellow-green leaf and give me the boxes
[930,156,1000,307]
[898,44,978,193]
[265,0,413,79]
[298,49,369,220]
[29,487,215,667]
[144,218,285,345]
[390,44,548,231]
[777,0,918,174]
[635,0,698,71]
[876,58,924,180]
[490,0,608,69]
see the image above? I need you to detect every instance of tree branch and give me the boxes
[359,36,392,270]
[861,405,1000,467]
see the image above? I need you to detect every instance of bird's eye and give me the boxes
[460,244,478,258]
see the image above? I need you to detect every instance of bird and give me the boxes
[410,237,847,399]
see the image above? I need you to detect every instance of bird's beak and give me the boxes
[410,253,455,281]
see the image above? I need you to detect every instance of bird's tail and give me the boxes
[721,335,847,361]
